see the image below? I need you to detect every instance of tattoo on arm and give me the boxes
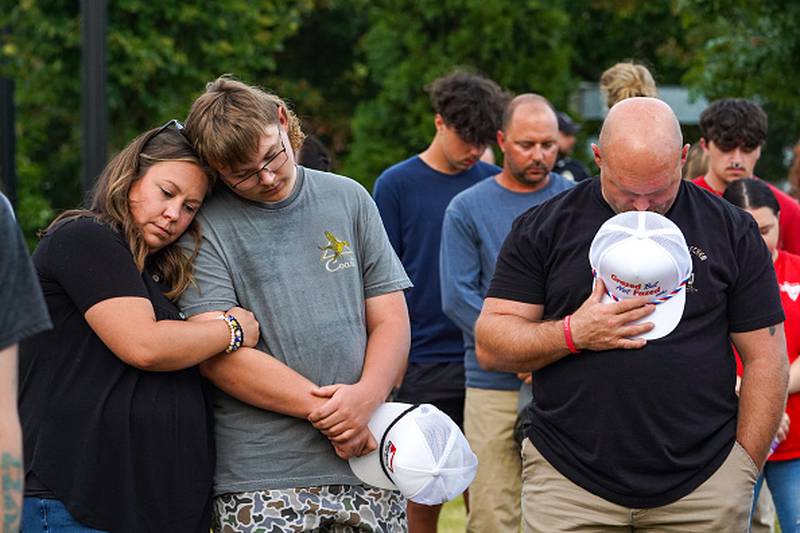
[769,325,777,336]
[1,452,22,533]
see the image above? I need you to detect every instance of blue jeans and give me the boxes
[22,498,107,533]
[753,459,800,533]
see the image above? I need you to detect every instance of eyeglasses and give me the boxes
[230,134,289,191]
[136,119,187,173]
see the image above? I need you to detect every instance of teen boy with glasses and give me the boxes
[178,76,412,532]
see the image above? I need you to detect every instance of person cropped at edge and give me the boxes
[18,122,259,533]
[723,178,800,533]
[440,93,573,532]
[599,61,658,110]
[476,97,788,532]
[0,193,52,533]
[692,98,800,255]
[554,111,589,182]
[373,70,507,532]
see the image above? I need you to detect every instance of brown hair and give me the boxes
[43,126,212,300]
[699,98,767,151]
[185,75,305,172]
[600,62,658,109]
[425,70,509,146]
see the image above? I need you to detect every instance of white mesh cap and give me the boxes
[589,211,692,340]
[349,402,478,505]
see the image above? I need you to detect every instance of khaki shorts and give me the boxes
[521,438,759,532]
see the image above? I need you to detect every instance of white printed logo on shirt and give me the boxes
[780,282,800,302]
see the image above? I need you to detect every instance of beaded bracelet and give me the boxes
[217,314,244,353]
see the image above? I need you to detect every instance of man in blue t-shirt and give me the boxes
[440,94,573,532]
[373,70,507,530]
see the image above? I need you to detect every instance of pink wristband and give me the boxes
[563,314,580,354]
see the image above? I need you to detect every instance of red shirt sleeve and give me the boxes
[770,184,800,255]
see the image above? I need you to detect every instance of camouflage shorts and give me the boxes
[212,484,407,532]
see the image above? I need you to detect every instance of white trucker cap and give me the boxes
[589,211,692,340]
[349,403,478,505]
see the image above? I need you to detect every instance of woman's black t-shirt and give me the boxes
[488,179,784,508]
[19,218,214,532]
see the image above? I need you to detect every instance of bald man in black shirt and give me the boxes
[476,98,788,532]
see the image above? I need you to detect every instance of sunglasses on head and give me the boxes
[135,119,188,174]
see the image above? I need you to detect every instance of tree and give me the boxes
[343,0,573,188]
[262,0,372,168]
[1,0,312,243]
[568,0,695,85]
[4,0,799,241]
[681,0,800,183]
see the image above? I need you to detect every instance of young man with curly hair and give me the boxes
[692,98,800,254]
[373,70,508,532]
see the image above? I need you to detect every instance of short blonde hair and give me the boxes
[683,142,708,180]
[600,62,658,109]
[185,75,305,171]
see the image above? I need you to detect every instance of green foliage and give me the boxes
[3,0,800,246]
[343,0,573,187]
[1,0,312,245]
[568,0,695,84]
[1,1,80,245]
[681,1,798,106]
[680,0,800,182]
[262,0,372,168]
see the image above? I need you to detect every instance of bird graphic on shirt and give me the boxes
[318,231,351,262]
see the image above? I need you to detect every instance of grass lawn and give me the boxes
[438,495,467,532]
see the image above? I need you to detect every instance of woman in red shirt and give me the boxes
[724,178,800,532]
